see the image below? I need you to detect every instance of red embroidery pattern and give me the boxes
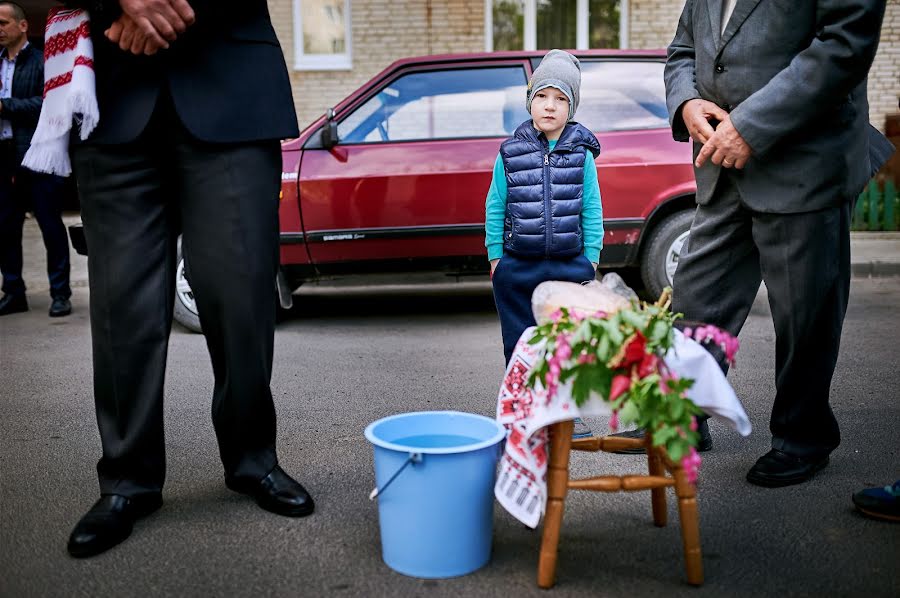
[43,58,93,97]
[44,21,91,59]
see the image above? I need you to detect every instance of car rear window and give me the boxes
[338,66,530,143]
[577,60,669,132]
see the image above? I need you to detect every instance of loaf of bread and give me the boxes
[531,274,637,324]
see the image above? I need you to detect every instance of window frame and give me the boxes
[484,0,629,52]
[293,0,353,71]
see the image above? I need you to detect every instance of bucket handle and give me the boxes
[368,452,422,501]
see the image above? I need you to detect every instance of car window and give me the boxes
[338,66,530,143]
[577,61,669,132]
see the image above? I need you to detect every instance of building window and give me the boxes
[294,0,352,70]
[486,0,627,51]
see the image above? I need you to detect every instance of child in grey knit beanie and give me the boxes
[527,49,582,121]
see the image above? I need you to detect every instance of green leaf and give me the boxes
[620,310,646,329]
[650,319,668,343]
[667,440,687,462]
[618,400,639,425]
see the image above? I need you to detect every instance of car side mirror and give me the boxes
[322,108,339,149]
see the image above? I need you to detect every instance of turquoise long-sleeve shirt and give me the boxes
[484,140,603,263]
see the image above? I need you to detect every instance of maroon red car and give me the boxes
[167,50,697,331]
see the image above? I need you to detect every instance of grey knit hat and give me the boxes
[527,49,581,121]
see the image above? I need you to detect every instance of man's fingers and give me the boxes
[136,17,169,52]
[131,29,148,55]
[734,155,749,169]
[118,23,135,51]
[705,103,729,121]
[149,12,179,41]
[710,148,728,166]
[105,20,124,43]
[695,140,716,168]
[170,0,196,26]
[151,3,188,35]
[143,38,165,55]
[693,118,715,143]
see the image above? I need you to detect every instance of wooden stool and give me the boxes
[537,419,703,588]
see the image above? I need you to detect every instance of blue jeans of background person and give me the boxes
[0,156,70,300]
[492,253,596,365]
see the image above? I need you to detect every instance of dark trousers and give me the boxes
[492,253,596,365]
[71,93,282,498]
[672,173,850,459]
[0,144,70,299]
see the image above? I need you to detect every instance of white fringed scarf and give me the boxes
[22,7,98,176]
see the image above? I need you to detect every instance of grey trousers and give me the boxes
[672,172,850,459]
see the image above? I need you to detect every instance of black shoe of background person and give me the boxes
[67,493,163,558]
[225,465,315,517]
[0,293,28,316]
[746,449,830,488]
[610,418,713,455]
[49,296,72,317]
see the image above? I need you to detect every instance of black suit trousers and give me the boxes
[672,172,850,459]
[0,145,70,299]
[72,94,281,497]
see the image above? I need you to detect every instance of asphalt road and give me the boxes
[1,268,899,596]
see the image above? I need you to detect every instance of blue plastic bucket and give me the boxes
[364,410,506,578]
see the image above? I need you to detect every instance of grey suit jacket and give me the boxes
[664,0,894,212]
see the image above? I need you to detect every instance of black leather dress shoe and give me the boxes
[67,494,163,558]
[226,465,314,517]
[611,419,713,455]
[49,296,72,317]
[0,293,28,316]
[746,449,829,488]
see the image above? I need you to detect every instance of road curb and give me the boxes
[852,261,900,278]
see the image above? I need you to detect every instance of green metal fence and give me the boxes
[854,179,898,231]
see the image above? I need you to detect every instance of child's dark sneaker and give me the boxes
[852,481,900,522]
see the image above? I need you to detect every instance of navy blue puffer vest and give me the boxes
[500,120,601,258]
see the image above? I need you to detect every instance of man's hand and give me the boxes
[680,99,729,144]
[695,116,753,169]
[106,14,167,55]
[106,0,196,54]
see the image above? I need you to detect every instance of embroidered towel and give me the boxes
[495,328,751,528]
[22,8,97,176]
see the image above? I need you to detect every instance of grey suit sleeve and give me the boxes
[664,0,701,143]
[729,0,887,157]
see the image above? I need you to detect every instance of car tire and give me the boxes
[640,209,694,301]
[174,236,203,334]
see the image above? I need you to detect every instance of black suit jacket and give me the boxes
[64,0,299,144]
[3,43,43,164]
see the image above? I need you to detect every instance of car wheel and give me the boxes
[640,209,694,301]
[173,236,203,333]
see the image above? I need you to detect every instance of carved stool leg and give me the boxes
[537,420,574,589]
[647,442,667,527]
[673,464,704,585]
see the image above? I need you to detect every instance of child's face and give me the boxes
[530,87,570,140]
